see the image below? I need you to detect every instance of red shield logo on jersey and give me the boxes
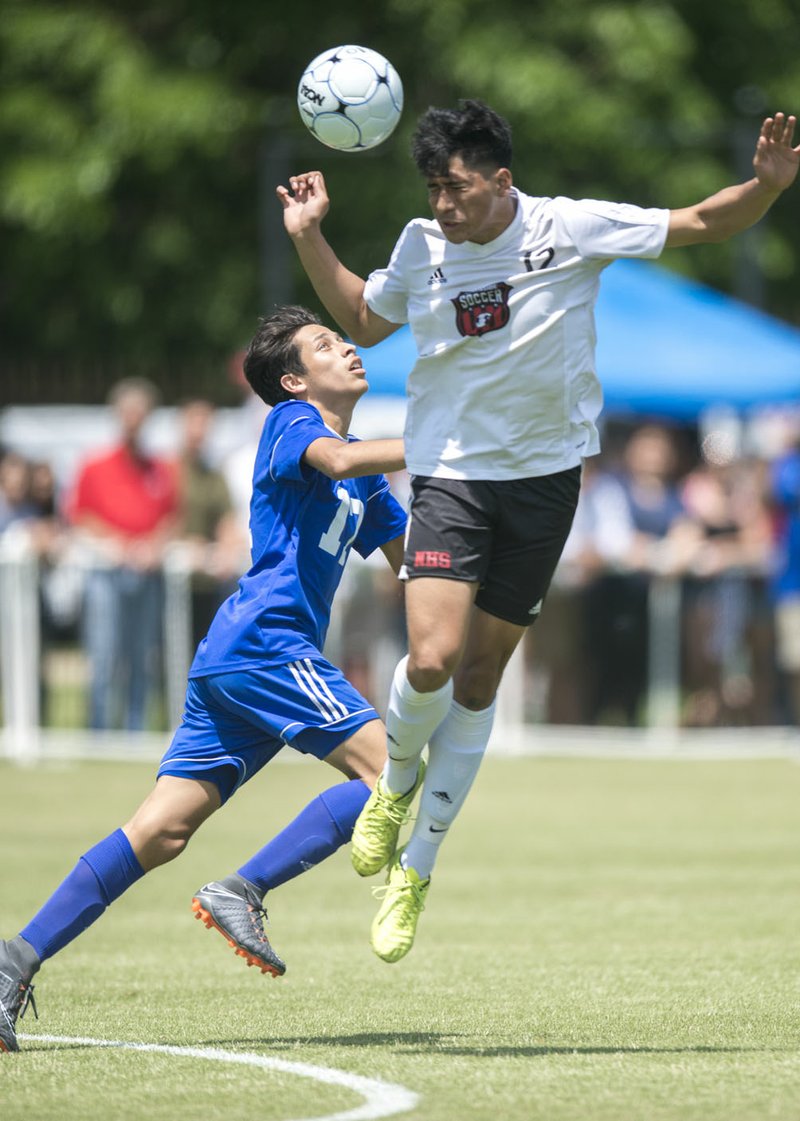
[451,282,512,337]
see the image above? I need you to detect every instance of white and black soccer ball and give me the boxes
[297,45,403,152]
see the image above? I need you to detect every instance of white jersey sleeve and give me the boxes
[552,197,669,260]
[363,223,417,325]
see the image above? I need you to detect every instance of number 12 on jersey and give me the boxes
[318,486,365,564]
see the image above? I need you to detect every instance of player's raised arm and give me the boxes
[276,170,398,347]
[303,436,405,480]
[666,112,799,248]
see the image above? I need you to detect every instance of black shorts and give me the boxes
[402,468,581,627]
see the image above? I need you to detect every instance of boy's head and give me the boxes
[244,306,367,411]
[412,101,515,246]
[244,306,322,406]
[411,99,513,178]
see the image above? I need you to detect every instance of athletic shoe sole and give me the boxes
[191,898,285,977]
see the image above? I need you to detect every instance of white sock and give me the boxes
[402,699,495,879]
[383,656,453,795]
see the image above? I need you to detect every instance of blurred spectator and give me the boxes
[580,425,700,724]
[769,428,800,725]
[220,349,269,540]
[25,461,62,556]
[0,450,37,531]
[0,452,67,604]
[27,461,73,722]
[619,424,701,574]
[173,398,248,648]
[67,378,179,731]
[561,455,635,579]
[542,455,636,722]
[0,450,77,723]
[27,459,56,520]
[680,437,773,725]
[28,460,57,518]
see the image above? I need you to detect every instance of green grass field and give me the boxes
[1,753,799,1121]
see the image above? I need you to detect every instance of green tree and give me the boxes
[1,0,798,399]
[389,0,800,310]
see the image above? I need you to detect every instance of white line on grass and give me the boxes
[19,1033,420,1121]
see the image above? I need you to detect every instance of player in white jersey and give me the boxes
[278,100,800,963]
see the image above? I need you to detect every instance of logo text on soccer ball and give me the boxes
[301,85,325,106]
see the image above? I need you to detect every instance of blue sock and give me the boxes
[237,779,370,895]
[20,828,145,963]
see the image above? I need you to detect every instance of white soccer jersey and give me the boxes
[364,189,669,480]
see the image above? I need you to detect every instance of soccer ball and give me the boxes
[297,45,403,152]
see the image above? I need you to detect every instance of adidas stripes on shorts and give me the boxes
[158,658,379,802]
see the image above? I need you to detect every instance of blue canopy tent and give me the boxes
[360,258,800,420]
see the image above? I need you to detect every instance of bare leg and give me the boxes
[124,776,222,872]
[324,717,387,787]
[453,605,527,709]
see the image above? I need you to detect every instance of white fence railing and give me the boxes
[0,535,195,762]
[1,532,797,764]
[0,527,41,761]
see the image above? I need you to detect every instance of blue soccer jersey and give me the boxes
[190,400,406,676]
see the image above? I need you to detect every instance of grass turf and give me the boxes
[0,754,799,1120]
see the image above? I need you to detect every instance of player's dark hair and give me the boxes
[411,99,513,177]
[244,305,322,406]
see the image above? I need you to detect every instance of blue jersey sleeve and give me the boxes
[263,402,332,487]
[353,475,407,558]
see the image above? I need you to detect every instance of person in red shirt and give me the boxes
[69,378,179,730]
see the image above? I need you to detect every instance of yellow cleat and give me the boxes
[370,855,430,963]
[351,760,426,877]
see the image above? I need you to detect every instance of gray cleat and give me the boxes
[0,939,38,1054]
[191,876,286,977]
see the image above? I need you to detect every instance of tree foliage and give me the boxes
[1,0,798,397]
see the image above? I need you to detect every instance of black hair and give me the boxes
[411,99,513,177]
[243,305,322,406]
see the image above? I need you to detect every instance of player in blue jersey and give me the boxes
[0,305,407,1054]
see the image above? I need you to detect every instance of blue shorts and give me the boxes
[157,658,379,803]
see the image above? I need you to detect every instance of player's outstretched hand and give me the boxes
[276,170,330,236]
[754,113,800,192]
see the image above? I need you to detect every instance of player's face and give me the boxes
[426,155,515,245]
[293,325,368,406]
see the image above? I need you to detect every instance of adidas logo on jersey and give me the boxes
[427,267,447,287]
